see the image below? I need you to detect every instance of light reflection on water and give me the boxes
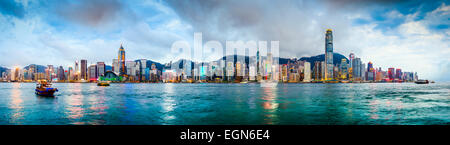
[9,83,23,124]
[0,82,448,125]
[162,83,176,124]
[65,83,84,124]
[261,86,279,125]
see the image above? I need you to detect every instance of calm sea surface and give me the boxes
[0,82,448,125]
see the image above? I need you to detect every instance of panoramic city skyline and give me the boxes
[0,0,449,81]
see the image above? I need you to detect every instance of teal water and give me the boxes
[0,83,448,125]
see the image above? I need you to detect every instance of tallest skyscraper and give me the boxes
[325,29,334,80]
[118,43,126,75]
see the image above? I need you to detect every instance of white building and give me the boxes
[304,62,311,82]
[126,61,136,76]
[112,59,119,74]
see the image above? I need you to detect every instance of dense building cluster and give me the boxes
[0,29,418,83]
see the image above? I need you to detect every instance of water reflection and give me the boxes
[9,83,23,124]
[87,85,108,125]
[65,83,85,124]
[161,84,176,123]
[261,86,279,124]
[0,83,447,125]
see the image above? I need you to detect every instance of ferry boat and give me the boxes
[35,80,58,97]
[415,80,429,84]
[97,81,110,86]
[340,80,350,83]
[324,80,339,83]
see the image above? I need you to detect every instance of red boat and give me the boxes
[35,80,58,96]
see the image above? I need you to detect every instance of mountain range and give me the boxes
[0,53,348,73]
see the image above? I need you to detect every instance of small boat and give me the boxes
[97,81,110,86]
[324,80,339,83]
[415,80,429,84]
[340,80,350,83]
[35,80,58,96]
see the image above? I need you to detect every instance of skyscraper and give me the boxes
[388,68,395,80]
[58,66,65,81]
[313,61,322,80]
[118,44,126,75]
[396,69,402,80]
[352,58,362,80]
[81,59,87,80]
[340,58,348,80]
[68,66,73,81]
[97,62,105,77]
[74,61,79,80]
[112,59,119,74]
[325,29,334,80]
[303,62,311,82]
[88,64,97,81]
[349,53,355,69]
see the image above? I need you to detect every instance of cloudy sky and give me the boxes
[0,0,449,81]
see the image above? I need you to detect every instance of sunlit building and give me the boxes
[339,58,348,80]
[303,62,311,82]
[112,59,119,75]
[325,29,334,80]
[118,44,126,75]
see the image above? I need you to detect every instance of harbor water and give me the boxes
[0,83,448,125]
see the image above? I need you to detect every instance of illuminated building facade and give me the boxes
[325,29,334,80]
[118,44,126,75]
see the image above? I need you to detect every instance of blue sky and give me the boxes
[0,0,449,81]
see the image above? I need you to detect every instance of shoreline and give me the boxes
[0,81,418,84]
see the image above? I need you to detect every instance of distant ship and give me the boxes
[415,80,429,84]
[35,80,58,96]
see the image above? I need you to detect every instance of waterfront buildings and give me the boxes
[1,30,419,83]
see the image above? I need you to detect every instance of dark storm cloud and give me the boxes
[55,0,136,27]
[0,0,25,18]
[166,0,358,58]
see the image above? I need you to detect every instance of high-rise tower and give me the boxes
[81,59,87,80]
[118,43,126,75]
[325,29,334,80]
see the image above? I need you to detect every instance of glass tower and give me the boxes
[118,44,126,75]
[325,29,334,80]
